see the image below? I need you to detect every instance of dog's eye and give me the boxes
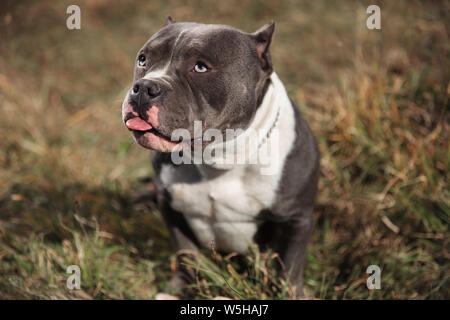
[194,61,208,73]
[137,54,146,67]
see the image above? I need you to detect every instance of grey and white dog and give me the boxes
[122,17,319,298]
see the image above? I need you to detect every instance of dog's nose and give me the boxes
[130,79,162,103]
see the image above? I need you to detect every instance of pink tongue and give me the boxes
[126,118,152,131]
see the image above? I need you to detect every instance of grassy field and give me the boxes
[0,0,448,299]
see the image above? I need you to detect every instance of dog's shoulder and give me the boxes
[271,100,320,219]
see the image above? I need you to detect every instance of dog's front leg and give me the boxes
[272,212,313,298]
[157,195,199,298]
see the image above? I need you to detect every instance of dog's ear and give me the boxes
[250,21,275,73]
[164,16,176,26]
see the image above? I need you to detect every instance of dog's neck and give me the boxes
[201,72,290,171]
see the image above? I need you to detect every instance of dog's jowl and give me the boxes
[122,17,319,297]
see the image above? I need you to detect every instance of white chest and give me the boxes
[160,164,279,253]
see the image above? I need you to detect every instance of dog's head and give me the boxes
[122,18,275,152]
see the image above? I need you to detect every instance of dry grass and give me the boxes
[0,0,448,299]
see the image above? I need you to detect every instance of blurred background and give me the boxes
[0,0,448,299]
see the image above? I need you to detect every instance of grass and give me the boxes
[0,0,448,299]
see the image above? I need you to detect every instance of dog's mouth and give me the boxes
[125,117,153,131]
[125,117,179,152]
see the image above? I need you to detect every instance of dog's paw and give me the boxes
[155,292,180,300]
